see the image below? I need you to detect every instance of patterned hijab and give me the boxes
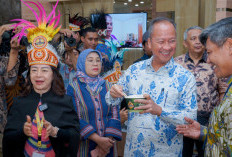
[76,49,105,93]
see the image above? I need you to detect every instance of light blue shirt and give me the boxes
[59,62,76,90]
[106,57,197,156]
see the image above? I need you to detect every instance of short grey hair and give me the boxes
[148,17,176,38]
[200,17,232,47]
[183,26,203,41]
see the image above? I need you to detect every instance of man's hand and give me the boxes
[134,94,162,116]
[110,84,125,98]
[59,29,76,38]
[176,117,201,140]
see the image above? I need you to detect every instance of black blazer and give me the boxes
[3,90,80,157]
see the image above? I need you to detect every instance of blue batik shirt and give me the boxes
[59,62,76,90]
[106,57,197,157]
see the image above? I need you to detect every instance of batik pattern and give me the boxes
[200,76,232,157]
[106,57,197,156]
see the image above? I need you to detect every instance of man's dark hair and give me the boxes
[81,27,97,37]
[21,65,65,96]
[200,17,232,47]
[148,17,176,38]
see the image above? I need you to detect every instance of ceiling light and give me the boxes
[124,2,128,5]
[140,1,144,4]
[128,0,132,2]
[135,4,139,7]
[113,1,115,3]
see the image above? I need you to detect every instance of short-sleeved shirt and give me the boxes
[175,52,228,113]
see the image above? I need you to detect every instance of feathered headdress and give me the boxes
[90,9,107,37]
[11,0,61,67]
[69,13,90,32]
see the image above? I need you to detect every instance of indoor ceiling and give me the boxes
[113,0,152,20]
[113,0,152,13]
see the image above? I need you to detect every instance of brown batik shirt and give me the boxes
[175,52,228,114]
[0,56,19,133]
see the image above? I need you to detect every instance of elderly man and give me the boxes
[176,17,232,157]
[106,17,197,156]
[175,26,227,157]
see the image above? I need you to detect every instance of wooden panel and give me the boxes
[0,0,21,25]
[204,0,216,26]
[55,0,113,28]
[156,0,175,12]
[199,0,216,27]
[175,0,199,57]
[122,48,144,70]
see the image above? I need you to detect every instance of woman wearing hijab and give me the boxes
[3,1,80,156]
[67,49,122,157]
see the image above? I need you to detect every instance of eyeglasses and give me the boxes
[86,59,102,65]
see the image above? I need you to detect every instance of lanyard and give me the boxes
[35,107,44,148]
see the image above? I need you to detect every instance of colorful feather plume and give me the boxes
[11,0,61,44]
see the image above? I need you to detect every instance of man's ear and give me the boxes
[81,36,85,43]
[183,40,188,49]
[225,38,232,55]
[148,38,152,50]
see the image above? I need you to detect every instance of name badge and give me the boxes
[32,151,45,157]
[39,103,48,111]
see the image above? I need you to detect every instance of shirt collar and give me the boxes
[184,51,208,63]
[227,75,232,85]
[147,56,174,72]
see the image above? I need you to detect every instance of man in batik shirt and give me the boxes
[106,17,197,156]
[175,26,227,157]
[176,17,232,157]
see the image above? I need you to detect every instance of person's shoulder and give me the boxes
[9,95,32,111]
[174,61,194,77]
[50,94,74,108]
[129,58,149,69]
[14,94,34,102]
[124,59,150,75]
[62,94,73,101]
[174,54,185,64]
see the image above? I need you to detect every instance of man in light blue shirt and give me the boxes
[106,17,197,156]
